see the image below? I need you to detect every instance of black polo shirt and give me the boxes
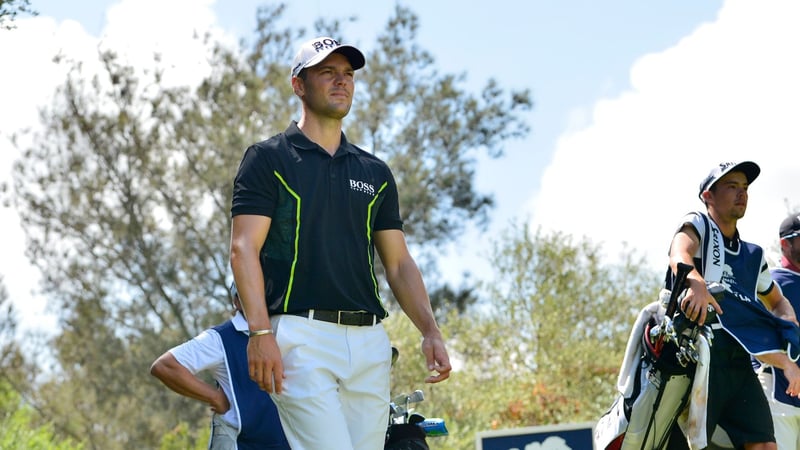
[231,121,403,317]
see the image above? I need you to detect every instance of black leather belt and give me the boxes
[287,309,380,326]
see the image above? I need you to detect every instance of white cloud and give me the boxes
[100,0,228,88]
[527,0,800,272]
[1,17,94,134]
[0,16,99,334]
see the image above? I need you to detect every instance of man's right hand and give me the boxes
[247,334,285,394]
[680,277,723,326]
[210,387,231,414]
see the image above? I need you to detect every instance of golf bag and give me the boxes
[385,424,429,450]
[595,263,715,450]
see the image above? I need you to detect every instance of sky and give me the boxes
[2,0,800,335]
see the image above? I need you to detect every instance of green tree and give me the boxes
[10,3,531,448]
[0,380,84,450]
[352,8,531,254]
[0,279,83,449]
[385,223,659,450]
[0,276,23,381]
[0,276,36,419]
[157,421,210,450]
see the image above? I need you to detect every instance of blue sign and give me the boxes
[476,422,595,450]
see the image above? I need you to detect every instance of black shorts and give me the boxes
[706,334,774,447]
[666,333,774,450]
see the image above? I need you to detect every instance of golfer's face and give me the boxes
[300,53,355,120]
[708,171,749,220]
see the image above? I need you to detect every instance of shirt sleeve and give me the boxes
[372,166,404,231]
[757,253,775,294]
[682,212,705,249]
[231,144,278,218]
[169,329,225,374]
[668,211,705,260]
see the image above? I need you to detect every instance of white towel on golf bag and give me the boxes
[676,333,710,450]
[615,300,710,449]
[616,301,663,397]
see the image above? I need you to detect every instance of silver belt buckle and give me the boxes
[337,310,344,324]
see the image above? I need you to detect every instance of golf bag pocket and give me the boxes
[622,358,691,450]
[595,394,628,450]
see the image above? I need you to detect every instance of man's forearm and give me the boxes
[230,250,270,329]
[152,356,218,404]
[772,298,798,323]
[757,351,795,371]
[388,260,441,337]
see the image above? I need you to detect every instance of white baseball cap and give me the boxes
[290,36,365,78]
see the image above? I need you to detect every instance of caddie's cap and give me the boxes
[290,36,365,78]
[698,161,760,200]
[780,213,800,239]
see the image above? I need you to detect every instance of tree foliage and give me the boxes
[352,9,531,256]
[386,224,659,450]
[0,380,84,450]
[0,279,82,449]
[9,3,531,448]
[0,277,21,376]
[157,421,210,450]
[0,277,36,415]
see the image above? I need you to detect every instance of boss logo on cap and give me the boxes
[292,36,365,78]
[311,38,340,53]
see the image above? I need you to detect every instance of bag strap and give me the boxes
[699,212,724,283]
[665,211,723,288]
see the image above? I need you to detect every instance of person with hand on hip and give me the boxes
[150,283,290,450]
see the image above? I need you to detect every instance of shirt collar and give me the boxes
[722,229,740,252]
[285,120,357,156]
[232,311,249,333]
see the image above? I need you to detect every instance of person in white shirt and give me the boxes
[150,283,289,450]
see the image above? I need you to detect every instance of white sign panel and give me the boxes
[476,422,595,450]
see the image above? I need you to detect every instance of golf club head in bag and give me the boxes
[386,390,430,449]
[390,390,425,424]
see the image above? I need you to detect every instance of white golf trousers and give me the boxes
[269,314,392,450]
